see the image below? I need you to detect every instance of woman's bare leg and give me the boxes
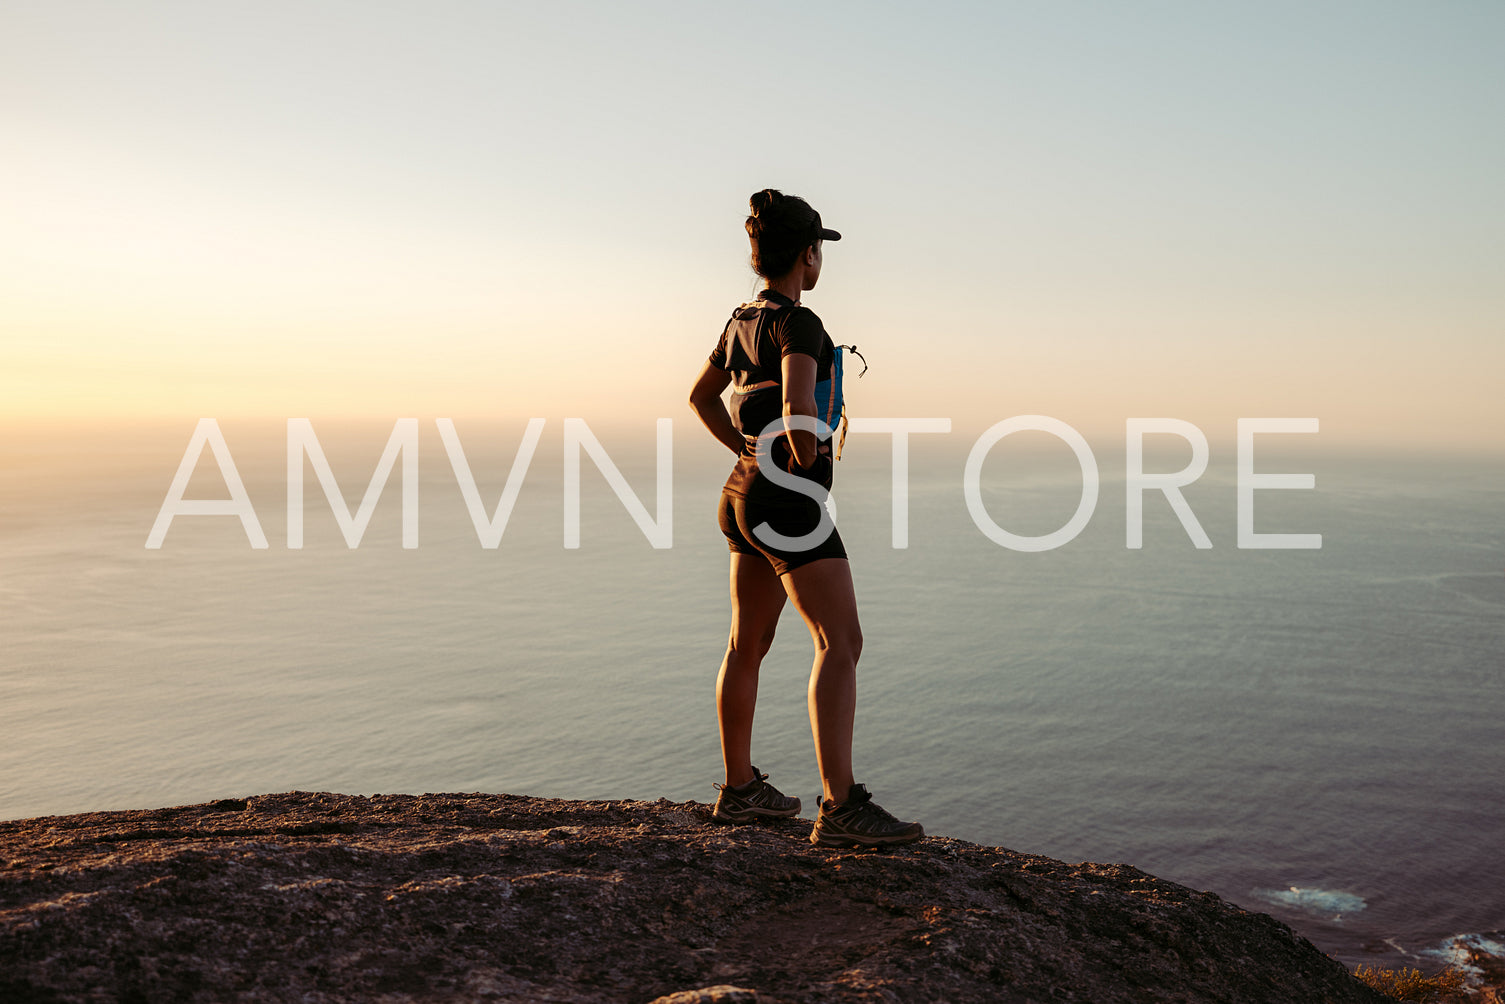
[780,557,863,806]
[717,552,787,788]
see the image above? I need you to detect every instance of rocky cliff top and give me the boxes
[0,790,1393,1003]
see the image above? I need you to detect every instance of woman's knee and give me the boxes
[728,623,778,660]
[813,625,862,662]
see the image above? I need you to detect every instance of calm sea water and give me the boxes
[2,420,1502,977]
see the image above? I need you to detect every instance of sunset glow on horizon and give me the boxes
[3,3,1501,455]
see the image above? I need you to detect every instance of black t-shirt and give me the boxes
[709,289,835,500]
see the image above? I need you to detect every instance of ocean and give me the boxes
[2,418,1502,980]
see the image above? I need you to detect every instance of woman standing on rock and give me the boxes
[687,189,923,849]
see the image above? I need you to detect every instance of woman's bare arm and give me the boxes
[780,353,820,469]
[688,360,744,454]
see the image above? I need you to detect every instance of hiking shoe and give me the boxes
[809,783,924,848]
[712,767,802,823]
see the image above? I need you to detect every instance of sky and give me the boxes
[3,1,1502,455]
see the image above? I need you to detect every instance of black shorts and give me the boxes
[718,489,847,577]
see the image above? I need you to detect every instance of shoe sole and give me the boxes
[809,826,925,848]
[712,804,803,823]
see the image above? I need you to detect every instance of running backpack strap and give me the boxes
[726,296,807,398]
[722,300,779,396]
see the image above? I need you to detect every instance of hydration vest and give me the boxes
[723,297,867,460]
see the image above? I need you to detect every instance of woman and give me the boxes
[687,189,923,848]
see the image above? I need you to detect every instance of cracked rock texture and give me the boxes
[0,791,1392,1003]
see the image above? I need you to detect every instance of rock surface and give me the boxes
[0,791,1394,1003]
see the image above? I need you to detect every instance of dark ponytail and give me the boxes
[745,188,822,279]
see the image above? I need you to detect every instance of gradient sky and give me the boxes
[3,1,1501,453]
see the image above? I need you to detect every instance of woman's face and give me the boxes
[802,240,824,291]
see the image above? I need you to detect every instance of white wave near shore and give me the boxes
[1253,886,1367,921]
[1421,933,1505,989]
